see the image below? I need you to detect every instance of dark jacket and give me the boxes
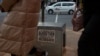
[76,0,100,27]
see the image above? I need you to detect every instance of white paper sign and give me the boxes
[38,29,55,43]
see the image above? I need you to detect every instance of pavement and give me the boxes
[0,28,82,56]
[63,28,82,56]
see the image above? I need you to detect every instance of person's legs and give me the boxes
[78,14,100,56]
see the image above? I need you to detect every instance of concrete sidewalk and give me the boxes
[63,29,82,56]
[0,28,82,56]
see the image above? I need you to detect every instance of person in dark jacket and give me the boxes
[74,0,100,56]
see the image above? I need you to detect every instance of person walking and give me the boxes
[0,0,41,56]
[73,0,100,56]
